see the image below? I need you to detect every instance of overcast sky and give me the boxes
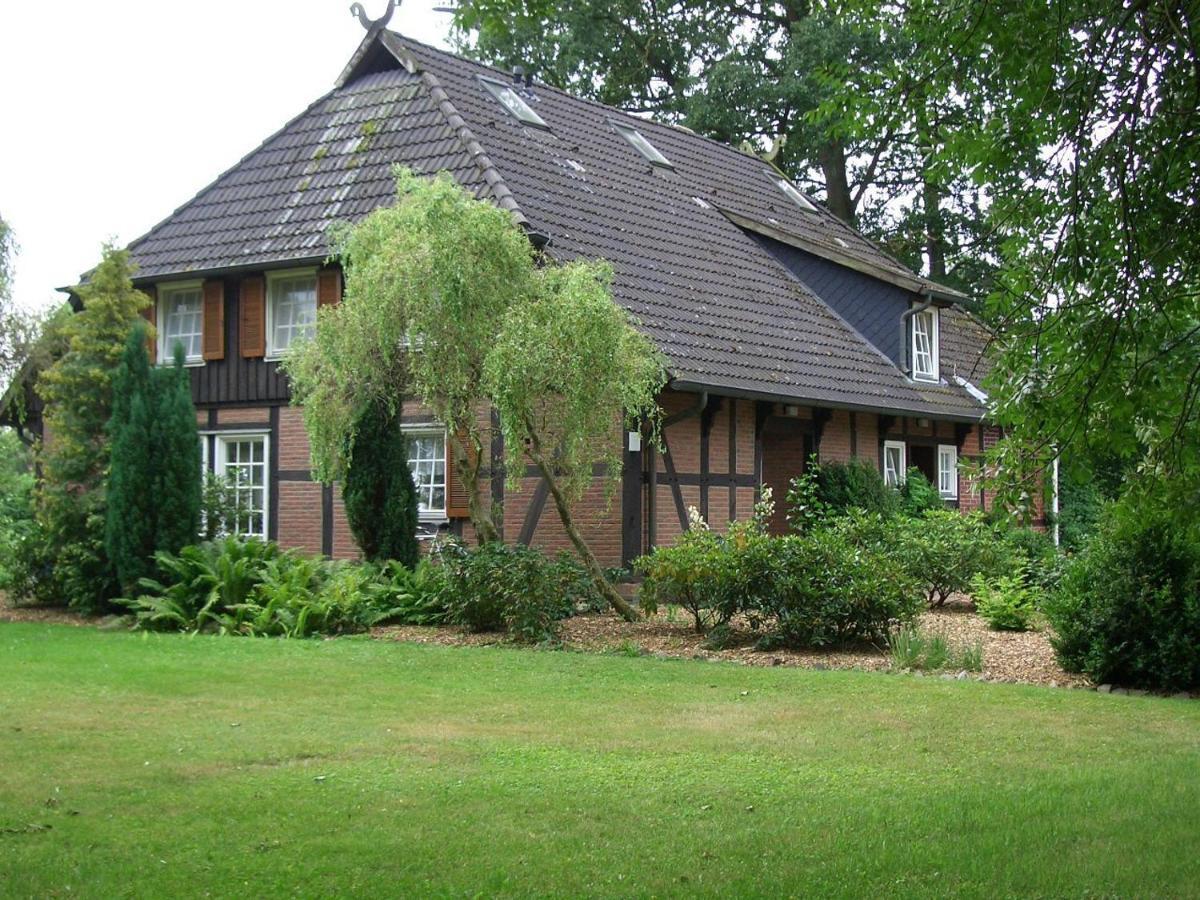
[0,0,454,314]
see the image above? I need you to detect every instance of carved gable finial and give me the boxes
[350,1,398,33]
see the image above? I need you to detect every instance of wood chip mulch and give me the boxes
[373,596,1092,689]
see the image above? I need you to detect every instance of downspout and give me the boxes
[1052,454,1061,547]
[899,293,934,377]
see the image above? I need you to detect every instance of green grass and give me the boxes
[2,624,1199,898]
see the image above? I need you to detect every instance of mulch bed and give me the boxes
[374,596,1092,689]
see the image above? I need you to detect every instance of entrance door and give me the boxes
[909,444,936,484]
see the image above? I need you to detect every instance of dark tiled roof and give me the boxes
[125,30,990,420]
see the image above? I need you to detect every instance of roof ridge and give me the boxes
[379,32,528,229]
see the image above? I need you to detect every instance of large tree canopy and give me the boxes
[452,0,997,292]
[841,0,1200,492]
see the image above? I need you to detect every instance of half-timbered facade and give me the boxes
[91,29,1019,564]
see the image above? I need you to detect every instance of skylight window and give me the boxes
[479,77,548,129]
[769,172,818,213]
[613,122,673,169]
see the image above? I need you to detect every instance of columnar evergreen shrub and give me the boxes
[341,398,419,566]
[106,330,200,594]
[785,457,899,533]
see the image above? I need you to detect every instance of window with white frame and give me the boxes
[215,434,268,538]
[768,172,819,213]
[911,308,939,382]
[480,77,549,129]
[159,283,204,362]
[938,444,959,499]
[883,440,906,487]
[267,271,317,357]
[406,429,447,518]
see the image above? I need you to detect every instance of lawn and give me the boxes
[2,624,1198,898]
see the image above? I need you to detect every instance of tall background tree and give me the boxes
[452,0,997,296]
[341,397,420,567]
[27,246,149,610]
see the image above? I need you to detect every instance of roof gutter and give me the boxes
[898,293,934,380]
[666,378,986,424]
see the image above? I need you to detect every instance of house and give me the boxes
[105,28,1023,565]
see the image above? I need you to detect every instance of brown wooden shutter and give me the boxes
[140,285,157,364]
[445,428,475,519]
[202,280,225,361]
[317,269,342,308]
[239,276,266,358]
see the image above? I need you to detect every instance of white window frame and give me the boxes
[157,280,205,366]
[768,171,818,213]
[911,307,940,382]
[213,432,270,539]
[938,444,959,499]
[612,121,673,169]
[401,426,448,522]
[883,440,907,487]
[265,268,319,360]
[479,76,549,129]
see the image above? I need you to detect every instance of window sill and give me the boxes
[160,357,205,368]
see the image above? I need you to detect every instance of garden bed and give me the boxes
[375,596,1089,688]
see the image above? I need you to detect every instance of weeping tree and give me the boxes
[484,262,663,619]
[286,167,665,620]
[285,168,534,543]
[342,397,419,567]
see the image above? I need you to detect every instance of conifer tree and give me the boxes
[342,398,419,567]
[152,344,201,557]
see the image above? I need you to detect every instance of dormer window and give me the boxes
[768,172,818,213]
[613,122,673,169]
[911,307,940,382]
[479,77,549,130]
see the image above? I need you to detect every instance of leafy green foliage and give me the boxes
[438,540,573,642]
[1047,492,1200,690]
[888,625,983,673]
[341,398,419,566]
[897,510,1006,607]
[123,538,442,638]
[635,527,733,633]
[105,327,201,594]
[897,468,942,517]
[27,245,151,610]
[786,457,899,532]
[199,473,241,542]
[971,567,1040,632]
[0,428,34,589]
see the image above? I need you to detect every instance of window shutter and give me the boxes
[445,429,475,519]
[202,280,225,361]
[239,276,266,358]
[140,285,157,364]
[317,269,341,308]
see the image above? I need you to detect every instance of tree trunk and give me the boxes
[818,139,855,225]
[923,170,947,280]
[452,432,499,544]
[532,454,641,623]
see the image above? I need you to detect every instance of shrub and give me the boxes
[756,528,923,649]
[972,568,1040,631]
[378,558,448,625]
[1047,494,1200,690]
[635,526,733,632]
[785,457,898,533]
[888,626,984,672]
[439,541,571,642]
[995,525,1064,592]
[888,625,926,669]
[0,429,35,590]
[897,468,943,517]
[199,473,242,542]
[898,509,1005,606]
[341,398,419,567]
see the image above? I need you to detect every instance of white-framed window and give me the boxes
[911,308,940,382]
[215,433,269,539]
[883,440,907,487]
[613,121,673,169]
[768,171,819,213]
[404,428,447,519]
[266,270,318,358]
[938,444,959,499]
[479,76,549,129]
[158,281,204,364]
